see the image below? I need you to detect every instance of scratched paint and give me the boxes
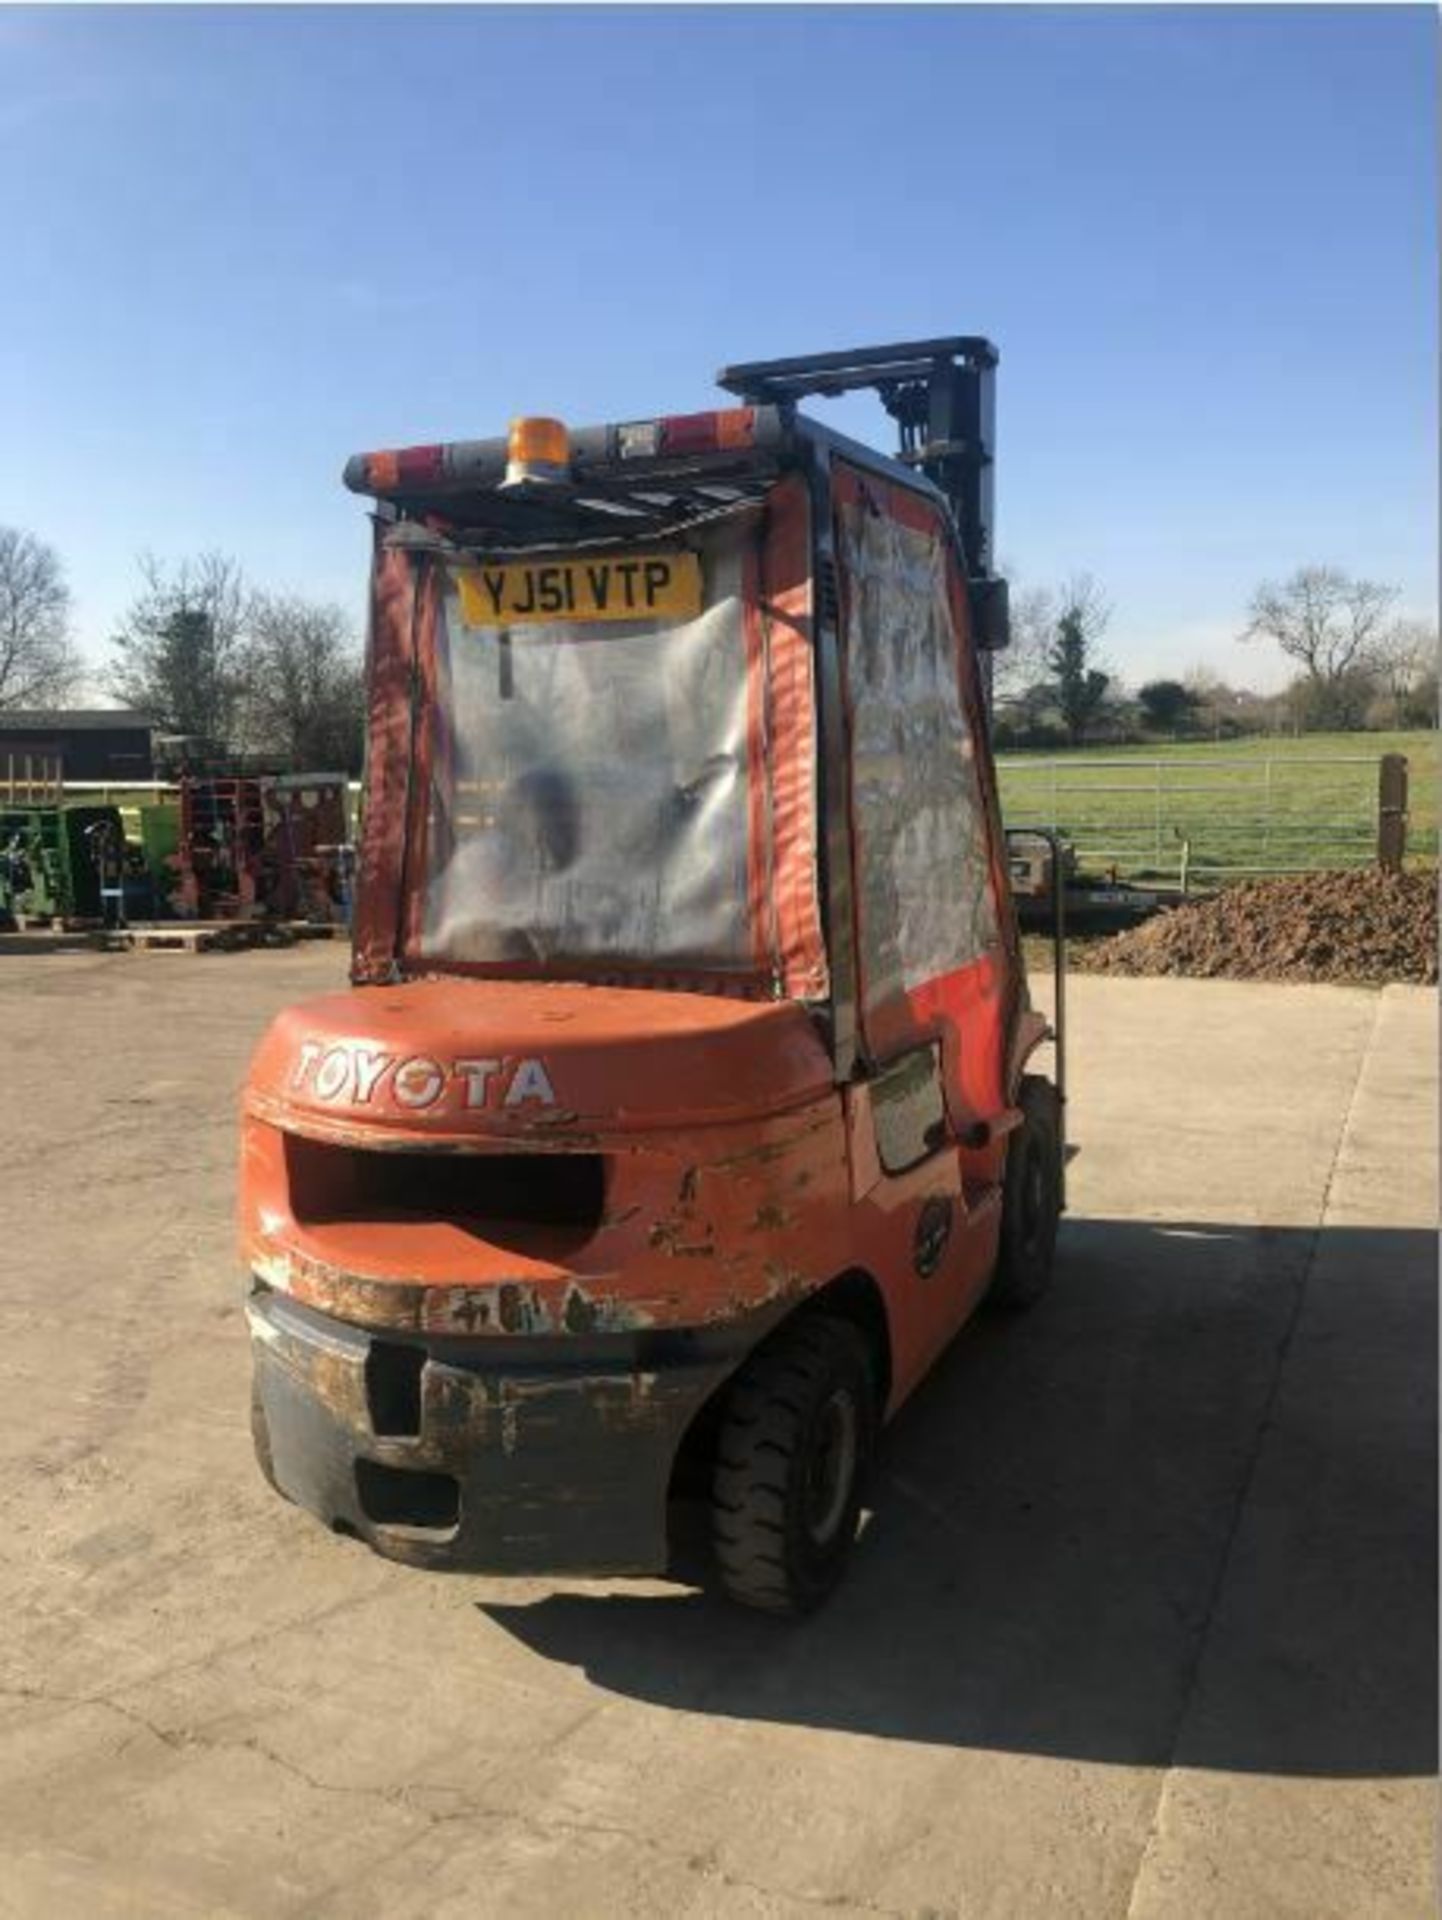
[242,1031,1009,1416]
[241,1095,852,1342]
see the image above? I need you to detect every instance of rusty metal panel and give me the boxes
[249,1287,743,1575]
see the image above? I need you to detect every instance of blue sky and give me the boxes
[1,4,1435,694]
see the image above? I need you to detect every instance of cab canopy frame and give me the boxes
[344,406,788,556]
[345,342,1022,1110]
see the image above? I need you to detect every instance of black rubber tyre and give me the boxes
[990,1074,1063,1311]
[711,1314,875,1616]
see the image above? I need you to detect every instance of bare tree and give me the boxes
[991,575,1055,703]
[1044,573,1113,745]
[1374,618,1438,727]
[241,594,365,773]
[107,552,251,751]
[1242,566,1398,705]
[1056,573,1112,643]
[0,526,81,709]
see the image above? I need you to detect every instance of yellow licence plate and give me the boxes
[453,550,702,628]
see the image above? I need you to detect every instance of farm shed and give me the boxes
[0,710,155,782]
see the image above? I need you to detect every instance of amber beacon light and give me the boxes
[503,416,572,489]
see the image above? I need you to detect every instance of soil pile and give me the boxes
[1077,867,1438,986]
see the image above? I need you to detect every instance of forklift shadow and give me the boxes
[478,1217,1436,1779]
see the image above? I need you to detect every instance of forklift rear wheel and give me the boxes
[711,1314,875,1616]
[990,1075,1062,1311]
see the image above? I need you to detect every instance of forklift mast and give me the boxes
[717,336,1010,680]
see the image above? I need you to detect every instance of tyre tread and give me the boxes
[990,1074,1062,1311]
[710,1314,873,1615]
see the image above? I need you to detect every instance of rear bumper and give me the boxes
[248,1285,745,1575]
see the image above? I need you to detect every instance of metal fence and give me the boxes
[996,752,1425,886]
[9,763,1430,890]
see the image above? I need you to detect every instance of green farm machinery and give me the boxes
[0,804,129,928]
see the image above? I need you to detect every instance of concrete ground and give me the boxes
[0,946,1433,1919]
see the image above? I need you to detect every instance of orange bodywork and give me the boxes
[241,973,1023,1416]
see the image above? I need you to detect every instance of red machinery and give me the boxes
[175,774,349,923]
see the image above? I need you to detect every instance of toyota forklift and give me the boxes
[242,337,1066,1614]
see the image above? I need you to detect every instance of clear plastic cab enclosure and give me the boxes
[354,457,828,1002]
[348,402,1020,1118]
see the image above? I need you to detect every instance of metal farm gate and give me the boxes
[996,751,1421,887]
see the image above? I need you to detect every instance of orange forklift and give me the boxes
[242,337,1066,1613]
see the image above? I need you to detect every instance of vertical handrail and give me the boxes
[1049,830,1067,1209]
[1004,827,1067,1208]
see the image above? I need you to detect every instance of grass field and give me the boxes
[997,730,1438,884]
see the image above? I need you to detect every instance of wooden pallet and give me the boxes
[9,915,103,934]
[106,919,347,953]
[114,920,285,953]
[279,920,348,942]
[0,927,109,953]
